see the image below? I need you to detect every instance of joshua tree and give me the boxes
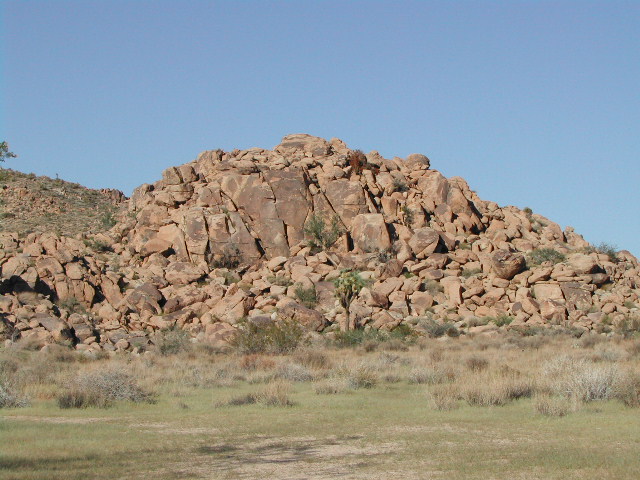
[0,141,16,162]
[333,270,367,331]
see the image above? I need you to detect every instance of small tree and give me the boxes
[333,270,367,331]
[0,142,16,163]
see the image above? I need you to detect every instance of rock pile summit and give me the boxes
[1,134,638,352]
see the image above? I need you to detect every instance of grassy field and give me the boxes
[1,334,640,479]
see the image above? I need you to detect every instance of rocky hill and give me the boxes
[1,134,638,353]
[0,168,125,236]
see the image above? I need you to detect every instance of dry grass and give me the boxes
[3,333,640,479]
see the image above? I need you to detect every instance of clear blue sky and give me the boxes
[2,1,638,255]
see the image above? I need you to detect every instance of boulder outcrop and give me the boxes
[1,134,638,352]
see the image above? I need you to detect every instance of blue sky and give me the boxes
[1,1,638,255]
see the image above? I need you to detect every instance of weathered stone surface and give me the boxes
[491,250,525,280]
[408,228,440,258]
[164,262,206,285]
[351,214,391,253]
[278,302,326,332]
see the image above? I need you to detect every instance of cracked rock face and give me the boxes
[1,133,639,353]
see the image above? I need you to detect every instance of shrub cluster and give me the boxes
[230,318,308,354]
[57,368,155,409]
[304,214,344,251]
[527,248,566,266]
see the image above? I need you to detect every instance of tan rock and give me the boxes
[351,213,391,253]
[278,302,326,332]
[532,283,564,302]
[491,250,525,280]
[408,227,440,258]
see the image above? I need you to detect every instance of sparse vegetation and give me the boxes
[2,333,640,479]
[401,204,414,227]
[212,243,242,269]
[596,242,619,263]
[392,177,409,193]
[230,318,308,354]
[527,248,566,266]
[153,328,192,356]
[294,284,318,308]
[304,214,344,251]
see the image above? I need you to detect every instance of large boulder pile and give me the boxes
[1,134,639,352]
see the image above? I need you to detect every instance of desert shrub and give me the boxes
[100,211,117,229]
[259,379,293,406]
[231,318,307,354]
[392,177,409,193]
[401,205,414,227]
[239,354,276,372]
[615,315,640,338]
[423,280,444,295]
[461,268,482,278]
[333,328,386,348]
[0,381,30,408]
[57,297,87,314]
[428,384,460,411]
[595,242,619,263]
[275,362,314,382]
[417,318,459,338]
[294,284,318,308]
[493,315,514,327]
[614,371,640,407]
[527,248,566,266]
[337,363,377,389]
[153,328,191,356]
[58,368,155,408]
[212,244,242,269]
[465,355,489,372]
[304,214,344,251]
[267,275,293,287]
[313,377,351,395]
[533,393,577,417]
[408,367,447,385]
[541,356,618,402]
[293,349,331,370]
[461,383,509,407]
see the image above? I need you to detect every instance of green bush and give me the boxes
[294,284,318,308]
[392,177,409,193]
[596,242,619,263]
[527,248,566,266]
[417,318,460,338]
[401,205,414,227]
[493,315,514,327]
[304,214,344,251]
[333,329,386,348]
[231,318,308,354]
[153,328,191,356]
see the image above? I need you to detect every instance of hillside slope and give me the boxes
[0,169,125,237]
[0,134,638,353]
